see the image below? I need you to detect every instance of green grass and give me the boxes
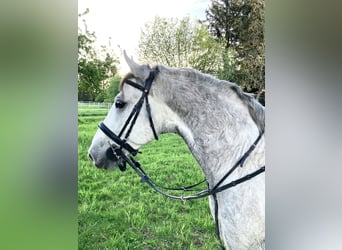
[78,104,220,249]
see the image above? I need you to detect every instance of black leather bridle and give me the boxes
[98,68,265,249]
[97,67,265,201]
[98,69,159,171]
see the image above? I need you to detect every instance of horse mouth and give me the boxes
[87,147,118,170]
[91,159,117,171]
[103,147,127,171]
[88,144,131,171]
[106,147,119,162]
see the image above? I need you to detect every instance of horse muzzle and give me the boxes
[88,146,124,171]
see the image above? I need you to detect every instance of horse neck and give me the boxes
[155,67,264,185]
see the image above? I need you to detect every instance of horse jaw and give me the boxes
[123,50,150,81]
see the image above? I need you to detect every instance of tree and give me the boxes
[234,0,265,104]
[206,0,265,104]
[137,16,235,78]
[206,0,238,49]
[138,16,194,67]
[190,24,236,78]
[78,9,118,101]
[103,75,121,103]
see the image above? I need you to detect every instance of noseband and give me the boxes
[98,69,159,171]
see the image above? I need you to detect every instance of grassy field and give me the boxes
[78,103,220,249]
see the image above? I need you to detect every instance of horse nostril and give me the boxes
[88,153,94,161]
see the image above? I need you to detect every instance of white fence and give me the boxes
[78,101,113,110]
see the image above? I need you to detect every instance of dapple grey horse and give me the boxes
[88,52,265,249]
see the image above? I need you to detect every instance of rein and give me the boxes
[124,132,265,201]
[98,70,265,249]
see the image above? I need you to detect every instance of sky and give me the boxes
[78,0,211,74]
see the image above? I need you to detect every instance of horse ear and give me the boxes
[123,50,150,81]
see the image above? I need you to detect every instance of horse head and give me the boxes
[88,52,166,170]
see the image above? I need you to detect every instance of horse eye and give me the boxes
[115,100,126,109]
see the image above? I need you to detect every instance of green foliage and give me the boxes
[138,16,194,67]
[190,24,236,77]
[104,75,121,103]
[138,16,235,78]
[78,104,220,249]
[78,10,119,101]
[206,0,265,104]
[206,0,247,48]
